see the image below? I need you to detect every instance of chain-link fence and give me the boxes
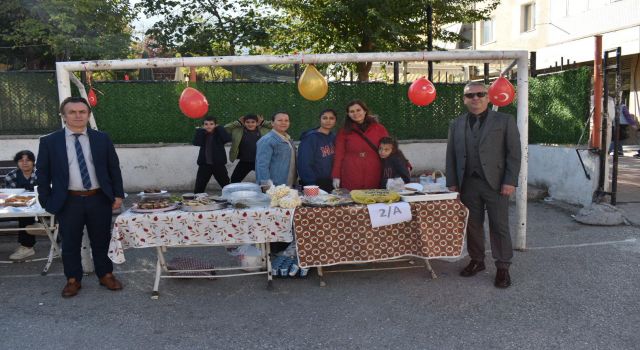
[0,67,591,145]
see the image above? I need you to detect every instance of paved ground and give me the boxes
[1,155,640,349]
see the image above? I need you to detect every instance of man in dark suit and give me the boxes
[37,97,125,298]
[446,82,521,288]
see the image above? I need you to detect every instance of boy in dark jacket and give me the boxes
[297,109,337,193]
[193,116,232,193]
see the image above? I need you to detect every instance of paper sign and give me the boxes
[367,202,412,228]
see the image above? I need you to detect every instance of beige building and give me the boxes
[469,0,640,116]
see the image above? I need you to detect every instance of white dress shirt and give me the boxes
[64,127,100,191]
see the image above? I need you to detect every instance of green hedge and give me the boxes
[0,67,591,145]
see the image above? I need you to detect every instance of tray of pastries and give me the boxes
[131,198,179,213]
[181,195,227,212]
[302,194,354,207]
[2,195,37,207]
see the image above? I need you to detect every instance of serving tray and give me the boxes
[400,191,458,202]
[130,203,180,213]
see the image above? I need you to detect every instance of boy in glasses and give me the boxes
[445,81,521,289]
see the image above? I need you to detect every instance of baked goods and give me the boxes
[182,196,212,207]
[143,188,162,194]
[302,194,354,207]
[137,199,172,209]
[350,190,401,204]
[181,195,227,212]
[3,195,36,207]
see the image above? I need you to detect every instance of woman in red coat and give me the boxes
[331,100,389,190]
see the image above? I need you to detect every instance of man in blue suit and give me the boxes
[37,97,125,298]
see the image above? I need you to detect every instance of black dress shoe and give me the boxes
[494,268,511,288]
[460,260,485,277]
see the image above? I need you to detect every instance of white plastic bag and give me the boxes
[230,244,263,272]
[420,170,447,192]
[385,177,405,192]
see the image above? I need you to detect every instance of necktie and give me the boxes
[73,134,92,190]
[472,119,480,133]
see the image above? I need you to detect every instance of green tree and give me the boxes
[137,0,277,57]
[266,0,499,81]
[0,0,134,70]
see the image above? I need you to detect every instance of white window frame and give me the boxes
[481,18,495,45]
[521,3,536,33]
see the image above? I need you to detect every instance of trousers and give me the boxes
[460,175,513,269]
[194,164,230,193]
[58,192,113,280]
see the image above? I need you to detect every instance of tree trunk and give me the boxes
[356,62,372,82]
[357,37,375,81]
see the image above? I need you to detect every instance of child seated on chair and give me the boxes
[5,150,43,260]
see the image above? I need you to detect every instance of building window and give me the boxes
[521,3,536,32]
[481,19,494,44]
[457,23,473,49]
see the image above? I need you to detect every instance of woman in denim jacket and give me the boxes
[255,112,296,187]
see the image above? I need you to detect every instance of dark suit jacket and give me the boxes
[36,128,124,214]
[193,126,231,166]
[445,110,521,191]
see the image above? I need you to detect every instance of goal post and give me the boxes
[56,50,530,249]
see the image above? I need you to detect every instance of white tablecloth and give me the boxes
[108,206,295,264]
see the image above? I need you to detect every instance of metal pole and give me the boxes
[530,51,537,77]
[515,52,529,250]
[55,62,72,127]
[611,47,622,205]
[483,63,489,84]
[599,51,610,199]
[592,36,603,149]
[57,51,527,71]
[427,3,433,81]
[393,62,399,84]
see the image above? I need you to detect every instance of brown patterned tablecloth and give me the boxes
[294,200,468,268]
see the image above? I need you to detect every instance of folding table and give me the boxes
[108,206,294,298]
[0,204,60,275]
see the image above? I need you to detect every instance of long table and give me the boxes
[108,206,294,298]
[0,204,60,275]
[293,199,468,285]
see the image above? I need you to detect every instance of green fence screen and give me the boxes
[0,67,591,145]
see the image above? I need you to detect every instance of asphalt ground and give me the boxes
[1,197,639,350]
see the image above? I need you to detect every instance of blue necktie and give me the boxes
[73,133,92,190]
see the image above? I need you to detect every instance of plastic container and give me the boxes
[221,182,261,199]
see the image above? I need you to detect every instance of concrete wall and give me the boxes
[0,137,599,206]
[527,144,599,206]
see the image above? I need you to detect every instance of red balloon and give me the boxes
[408,77,437,106]
[87,88,98,107]
[179,87,209,119]
[489,76,515,107]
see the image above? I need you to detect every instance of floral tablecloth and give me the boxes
[108,207,294,264]
[293,200,468,268]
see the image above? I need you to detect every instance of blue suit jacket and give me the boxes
[36,128,124,214]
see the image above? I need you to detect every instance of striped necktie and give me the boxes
[73,133,92,190]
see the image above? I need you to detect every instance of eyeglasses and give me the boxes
[464,92,488,99]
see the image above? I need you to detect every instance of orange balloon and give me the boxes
[489,76,515,107]
[179,87,209,119]
[408,76,437,106]
[87,88,98,107]
[298,65,328,101]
